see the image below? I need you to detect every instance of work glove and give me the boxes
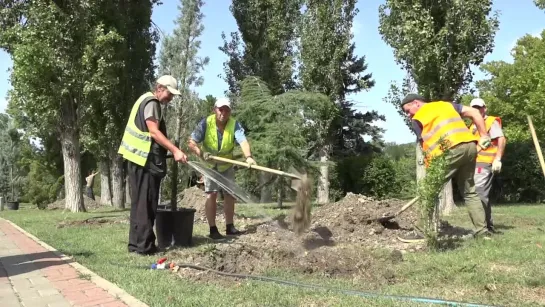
[492,159,502,173]
[478,136,491,150]
[246,156,257,166]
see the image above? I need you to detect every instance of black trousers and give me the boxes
[127,161,161,254]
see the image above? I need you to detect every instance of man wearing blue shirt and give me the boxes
[188,97,256,239]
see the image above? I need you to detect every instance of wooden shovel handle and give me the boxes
[208,155,301,179]
[395,196,420,215]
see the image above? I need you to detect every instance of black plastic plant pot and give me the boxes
[6,201,19,210]
[156,208,197,249]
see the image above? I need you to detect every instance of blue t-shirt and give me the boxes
[412,102,463,140]
[190,117,247,149]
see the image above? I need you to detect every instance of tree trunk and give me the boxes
[260,173,272,203]
[416,144,426,184]
[109,150,124,209]
[317,146,330,204]
[277,178,283,209]
[439,180,456,215]
[99,159,112,206]
[60,128,85,212]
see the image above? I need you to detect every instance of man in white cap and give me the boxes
[118,75,188,255]
[188,97,256,239]
[468,97,506,233]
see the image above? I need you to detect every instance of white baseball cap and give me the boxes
[156,75,181,95]
[470,98,486,108]
[214,97,231,109]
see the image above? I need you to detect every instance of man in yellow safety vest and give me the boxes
[468,98,506,233]
[118,75,188,255]
[398,94,493,242]
[188,97,256,240]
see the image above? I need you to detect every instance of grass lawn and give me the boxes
[1,202,545,307]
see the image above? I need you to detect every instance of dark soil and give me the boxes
[167,192,427,283]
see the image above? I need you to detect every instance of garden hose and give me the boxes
[171,262,498,307]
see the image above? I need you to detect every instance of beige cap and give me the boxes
[156,75,181,95]
[214,97,231,109]
[470,98,486,107]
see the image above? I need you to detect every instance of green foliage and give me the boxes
[158,0,209,206]
[25,161,64,209]
[493,141,545,203]
[379,0,500,100]
[299,0,384,157]
[0,114,26,201]
[360,156,400,199]
[384,142,417,198]
[416,139,451,248]
[477,31,545,143]
[535,0,545,9]
[219,0,301,96]
[235,76,332,196]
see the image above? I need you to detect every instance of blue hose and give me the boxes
[173,263,499,307]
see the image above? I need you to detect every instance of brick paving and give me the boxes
[0,219,147,307]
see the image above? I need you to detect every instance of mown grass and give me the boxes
[1,202,544,307]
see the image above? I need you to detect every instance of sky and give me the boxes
[0,0,544,144]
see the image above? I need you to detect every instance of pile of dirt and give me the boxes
[168,192,426,282]
[177,186,223,222]
[47,195,101,210]
[170,218,400,284]
[309,192,419,247]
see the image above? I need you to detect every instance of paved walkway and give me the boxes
[0,218,148,307]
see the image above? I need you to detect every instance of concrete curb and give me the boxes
[1,217,149,307]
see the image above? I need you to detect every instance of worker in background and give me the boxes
[188,97,256,240]
[118,75,188,255]
[468,98,506,233]
[85,170,99,200]
[398,94,492,243]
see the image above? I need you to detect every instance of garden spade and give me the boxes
[373,196,420,223]
[207,155,312,235]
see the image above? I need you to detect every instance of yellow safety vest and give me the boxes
[203,114,236,172]
[413,101,478,167]
[469,116,501,165]
[117,92,156,166]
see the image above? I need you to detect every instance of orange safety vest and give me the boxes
[413,101,478,167]
[469,116,501,165]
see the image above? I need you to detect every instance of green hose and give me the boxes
[173,263,499,307]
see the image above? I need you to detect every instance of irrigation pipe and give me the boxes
[169,263,498,307]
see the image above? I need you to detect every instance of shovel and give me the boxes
[206,155,305,190]
[207,155,312,235]
[373,196,420,223]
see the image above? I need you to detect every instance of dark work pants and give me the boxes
[127,161,161,254]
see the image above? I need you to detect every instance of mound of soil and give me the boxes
[48,195,101,210]
[177,186,223,222]
[170,219,400,284]
[168,192,427,282]
[309,192,419,247]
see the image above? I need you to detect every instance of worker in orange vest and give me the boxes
[398,94,492,243]
[468,98,506,233]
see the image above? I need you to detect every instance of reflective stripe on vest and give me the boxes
[203,114,236,172]
[413,101,478,166]
[470,116,501,165]
[117,92,155,166]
